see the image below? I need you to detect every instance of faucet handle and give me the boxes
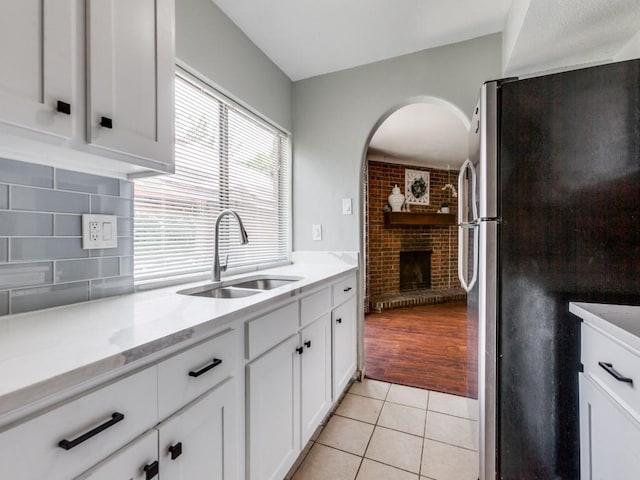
[221,253,229,272]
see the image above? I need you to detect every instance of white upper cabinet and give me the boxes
[0,0,74,139]
[86,0,174,170]
[0,0,174,177]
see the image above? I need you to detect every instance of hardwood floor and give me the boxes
[364,301,478,398]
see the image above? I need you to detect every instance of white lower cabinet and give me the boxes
[246,274,358,479]
[332,295,357,399]
[300,313,332,445]
[158,377,238,479]
[247,335,300,480]
[74,430,159,480]
[579,374,640,479]
[0,367,158,480]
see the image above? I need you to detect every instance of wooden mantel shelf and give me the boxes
[384,211,456,226]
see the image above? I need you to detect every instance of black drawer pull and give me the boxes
[336,317,342,324]
[58,412,124,450]
[56,100,71,115]
[304,340,311,348]
[599,362,633,385]
[296,346,304,355]
[343,287,352,292]
[100,116,113,129]
[169,442,183,460]
[188,358,222,378]
[144,461,159,479]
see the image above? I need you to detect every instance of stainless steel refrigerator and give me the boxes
[459,60,640,479]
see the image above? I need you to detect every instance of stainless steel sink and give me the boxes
[231,278,298,290]
[177,275,303,298]
[178,285,260,298]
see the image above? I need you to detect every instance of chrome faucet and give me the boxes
[213,209,249,281]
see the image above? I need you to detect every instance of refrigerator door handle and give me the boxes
[458,159,479,222]
[458,159,479,292]
[458,223,479,292]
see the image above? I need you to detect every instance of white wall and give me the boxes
[292,33,502,251]
[176,0,292,132]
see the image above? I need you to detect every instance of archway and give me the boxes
[359,96,477,398]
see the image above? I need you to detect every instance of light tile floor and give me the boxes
[287,379,479,480]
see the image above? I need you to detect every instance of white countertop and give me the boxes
[570,302,640,352]
[0,255,357,418]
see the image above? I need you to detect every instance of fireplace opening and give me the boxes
[400,250,432,291]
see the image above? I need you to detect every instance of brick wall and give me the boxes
[366,160,459,307]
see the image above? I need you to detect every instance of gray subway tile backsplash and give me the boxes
[11,238,88,262]
[91,194,133,217]
[117,217,133,237]
[55,257,120,283]
[12,185,90,214]
[120,256,134,276]
[0,158,53,188]
[0,262,53,289]
[0,158,134,316]
[90,276,134,300]
[0,239,7,263]
[0,211,54,236]
[89,239,133,257]
[11,282,90,314]
[54,214,82,236]
[0,291,8,316]
[0,184,8,209]
[56,169,121,196]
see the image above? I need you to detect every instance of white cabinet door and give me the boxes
[157,377,237,480]
[0,0,73,138]
[332,296,357,399]
[580,374,640,480]
[300,313,332,445]
[247,336,300,480]
[74,430,158,480]
[87,0,174,168]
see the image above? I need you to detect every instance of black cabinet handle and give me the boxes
[169,442,183,460]
[56,100,71,115]
[188,358,222,378]
[58,412,124,450]
[304,340,311,348]
[343,287,352,292]
[100,116,113,129]
[599,361,633,385]
[144,461,159,479]
[296,346,304,355]
[336,318,342,324]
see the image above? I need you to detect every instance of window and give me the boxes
[133,70,290,286]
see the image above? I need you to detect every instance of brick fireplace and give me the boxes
[365,159,464,311]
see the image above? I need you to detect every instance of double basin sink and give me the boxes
[177,275,303,299]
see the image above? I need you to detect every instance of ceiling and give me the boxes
[212,0,512,81]
[368,103,469,169]
[211,0,640,165]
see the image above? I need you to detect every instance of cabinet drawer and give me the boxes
[300,287,330,327]
[246,302,298,360]
[158,328,238,419]
[582,323,640,420]
[332,273,356,307]
[0,367,157,480]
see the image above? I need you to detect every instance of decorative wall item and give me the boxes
[387,184,405,212]
[405,169,430,205]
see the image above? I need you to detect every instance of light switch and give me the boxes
[312,224,322,241]
[342,198,352,215]
[82,214,118,249]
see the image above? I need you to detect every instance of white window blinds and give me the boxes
[133,71,291,285]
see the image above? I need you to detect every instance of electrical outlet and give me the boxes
[82,214,118,249]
